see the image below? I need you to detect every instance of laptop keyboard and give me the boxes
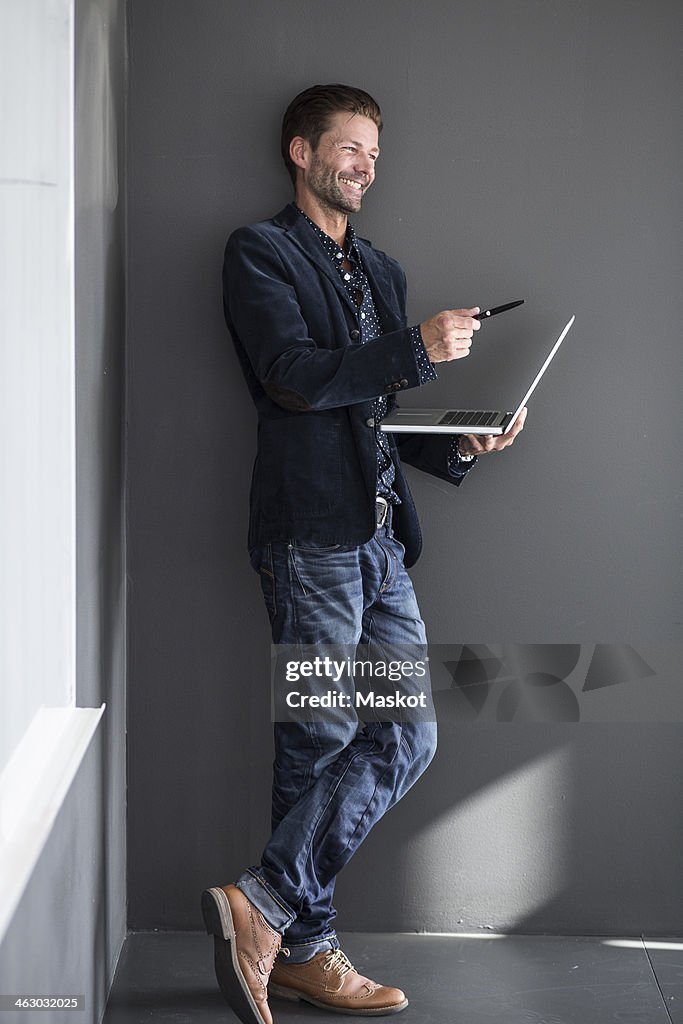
[437,410,501,427]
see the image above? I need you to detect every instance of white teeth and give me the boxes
[340,177,363,190]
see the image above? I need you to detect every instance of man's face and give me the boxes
[303,111,380,215]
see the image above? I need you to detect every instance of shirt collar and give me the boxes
[295,205,360,262]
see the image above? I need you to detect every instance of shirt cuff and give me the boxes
[409,325,438,386]
[447,437,478,477]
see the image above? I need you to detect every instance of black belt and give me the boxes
[375,496,391,529]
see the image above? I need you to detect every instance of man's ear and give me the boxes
[289,136,309,172]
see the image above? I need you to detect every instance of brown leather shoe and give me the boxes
[201,884,284,1024]
[269,948,409,1015]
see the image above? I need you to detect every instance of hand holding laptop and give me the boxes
[458,406,528,457]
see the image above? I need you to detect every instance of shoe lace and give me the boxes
[322,949,355,978]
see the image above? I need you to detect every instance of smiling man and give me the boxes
[304,114,377,211]
[202,84,525,1024]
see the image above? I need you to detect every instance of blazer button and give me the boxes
[366,417,375,428]
[350,329,360,340]
[399,378,409,387]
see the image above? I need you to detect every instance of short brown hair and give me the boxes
[281,84,383,185]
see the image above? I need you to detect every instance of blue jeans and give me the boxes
[236,523,437,962]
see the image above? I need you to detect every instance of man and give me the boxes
[202,84,525,1024]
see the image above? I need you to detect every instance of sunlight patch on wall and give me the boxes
[403,746,571,931]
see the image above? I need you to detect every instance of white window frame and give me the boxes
[0,0,104,944]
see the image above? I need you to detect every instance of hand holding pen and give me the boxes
[419,299,524,364]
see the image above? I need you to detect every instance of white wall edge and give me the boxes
[0,704,105,944]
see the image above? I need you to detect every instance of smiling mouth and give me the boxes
[339,176,364,191]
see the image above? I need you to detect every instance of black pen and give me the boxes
[474,299,525,321]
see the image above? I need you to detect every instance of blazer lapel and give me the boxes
[272,205,404,331]
[274,205,359,317]
[356,241,404,333]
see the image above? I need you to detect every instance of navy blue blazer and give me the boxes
[222,203,471,567]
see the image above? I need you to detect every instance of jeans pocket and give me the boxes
[287,541,357,599]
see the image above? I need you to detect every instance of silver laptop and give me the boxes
[380,314,575,435]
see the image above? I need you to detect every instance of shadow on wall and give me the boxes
[333,643,683,934]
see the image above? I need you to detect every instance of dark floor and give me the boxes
[103,931,683,1024]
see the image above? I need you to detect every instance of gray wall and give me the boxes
[0,1,128,1019]
[126,0,683,933]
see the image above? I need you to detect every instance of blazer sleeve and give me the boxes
[393,432,476,487]
[223,226,422,412]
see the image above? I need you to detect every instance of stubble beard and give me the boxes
[307,154,363,215]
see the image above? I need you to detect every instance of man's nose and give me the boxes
[354,154,374,179]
